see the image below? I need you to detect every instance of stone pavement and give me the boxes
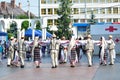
[0,54,120,80]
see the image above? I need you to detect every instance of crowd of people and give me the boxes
[0,34,116,68]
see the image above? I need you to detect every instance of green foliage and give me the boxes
[35,21,41,30]
[16,14,29,19]
[57,0,72,39]
[8,33,14,39]
[89,11,96,24]
[21,21,29,30]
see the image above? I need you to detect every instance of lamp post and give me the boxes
[50,25,58,34]
[84,0,87,22]
[38,0,40,18]
[27,0,30,27]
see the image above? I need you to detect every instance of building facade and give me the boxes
[40,0,120,26]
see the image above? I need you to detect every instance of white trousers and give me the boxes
[7,51,14,65]
[109,49,115,64]
[18,51,25,65]
[86,50,93,66]
[50,50,58,67]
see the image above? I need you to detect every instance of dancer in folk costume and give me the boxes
[107,35,116,65]
[12,39,20,67]
[17,36,26,68]
[83,35,94,67]
[98,36,108,66]
[49,34,60,68]
[7,37,15,67]
[76,37,83,62]
[32,37,41,68]
[68,36,77,67]
[59,36,69,63]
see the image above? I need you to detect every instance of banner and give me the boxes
[90,24,120,35]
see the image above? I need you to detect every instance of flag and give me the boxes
[90,24,120,35]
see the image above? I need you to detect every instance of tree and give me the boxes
[57,0,72,39]
[89,11,96,24]
[35,21,41,30]
[7,21,17,38]
[87,11,97,34]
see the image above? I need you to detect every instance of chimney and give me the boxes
[18,2,22,9]
[11,0,16,8]
[1,1,6,10]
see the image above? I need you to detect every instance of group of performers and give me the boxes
[5,33,116,68]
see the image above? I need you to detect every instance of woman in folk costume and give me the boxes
[99,36,108,66]
[68,36,77,67]
[32,37,41,68]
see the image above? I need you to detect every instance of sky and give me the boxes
[0,0,39,16]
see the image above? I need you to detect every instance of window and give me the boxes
[80,0,84,3]
[107,7,112,14]
[107,19,112,22]
[41,9,46,15]
[73,0,79,3]
[100,9,105,14]
[100,19,105,22]
[73,8,79,14]
[113,0,119,2]
[48,0,53,4]
[54,0,58,3]
[80,8,85,14]
[93,8,98,14]
[107,0,112,3]
[74,19,79,22]
[81,19,85,22]
[113,18,118,22]
[118,7,120,14]
[113,7,118,14]
[86,0,92,3]
[93,0,98,3]
[87,8,92,14]
[48,19,53,26]
[48,8,53,14]
[54,8,57,14]
[54,19,58,25]
[100,0,105,3]
[41,0,46,4]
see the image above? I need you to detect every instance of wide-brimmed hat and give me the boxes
[109,35,113,38]
[52,34,56,38]
[21,36,24,39]
[87,35,91,38]
[10,37,14,40]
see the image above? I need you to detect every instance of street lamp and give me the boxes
[49,25,58,34]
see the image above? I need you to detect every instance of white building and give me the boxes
[40,0,120,26]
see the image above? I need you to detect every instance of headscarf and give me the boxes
[101,36,107,49]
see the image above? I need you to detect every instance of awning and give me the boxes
[25,28,42,37]
[72,23,89,27]
[0,31,7,36]
[36,30,52,38]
